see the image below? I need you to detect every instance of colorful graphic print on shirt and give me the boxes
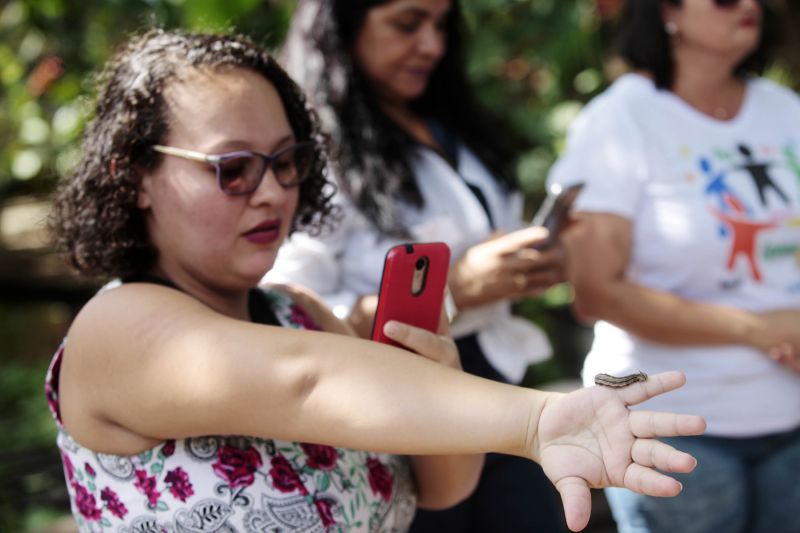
[684,141,800,288]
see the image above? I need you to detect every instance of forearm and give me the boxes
[410,454,484,510]
[274,327,542,456]
[574,279,765,348]
[347,294,378,339]
[119,314,547,458]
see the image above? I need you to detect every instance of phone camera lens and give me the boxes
[415,257,428,270]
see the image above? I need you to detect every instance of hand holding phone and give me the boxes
[530,182,585,250]
[370,242,450,348]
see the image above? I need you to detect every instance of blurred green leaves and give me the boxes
[2,0,798,203]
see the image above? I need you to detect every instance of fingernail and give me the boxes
[384,321,401,337]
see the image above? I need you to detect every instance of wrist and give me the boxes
[520,389,558,463]
[740,312,772,352]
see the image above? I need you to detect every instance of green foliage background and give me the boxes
[0,0,798,531]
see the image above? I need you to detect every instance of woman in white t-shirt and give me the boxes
[266,0,566,530]
[549,1,800,532]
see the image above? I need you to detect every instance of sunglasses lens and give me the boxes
[218,154,264,195]
[271,143,315,188]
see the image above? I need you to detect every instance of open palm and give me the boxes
[535,371,706,531]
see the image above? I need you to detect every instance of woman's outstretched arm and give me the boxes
[60,282,705,531]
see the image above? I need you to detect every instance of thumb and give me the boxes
[497,226,550,253]
[555,477,592,532]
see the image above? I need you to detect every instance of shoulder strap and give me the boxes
[248,289,282,326]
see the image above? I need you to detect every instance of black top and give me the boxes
[122,274,281,327]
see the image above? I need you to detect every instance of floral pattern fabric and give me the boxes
[45,288,416,532]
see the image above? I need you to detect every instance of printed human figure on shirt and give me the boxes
[734,143,790,207]
[710,194,779,282]
[699,156,751,236]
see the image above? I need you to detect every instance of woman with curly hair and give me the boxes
[268,1,566,530]
[47,28,704,533]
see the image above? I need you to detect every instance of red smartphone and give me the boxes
[370,242,451,348]
[530,182,585,250]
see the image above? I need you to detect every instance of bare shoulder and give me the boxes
[264,282,355,337]
[68,282,212,350]
[60,283,219,445]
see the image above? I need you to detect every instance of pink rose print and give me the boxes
[62,452,74,482]
[301,443,338,471]
[289,305,321,331]
[164,467,194,502]
[72,482,102,521]
[84,463,96,477]
[314,497,337,527]
[366,458,393,502]
[161,440,176,457]
[212,445,263,489]
[100,487,128,519]
[269,455,307,494]
[134,469,161,507]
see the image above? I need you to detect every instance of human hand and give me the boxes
[448,226,565,310]
[382,320,461,370]
[754,309,800,372]
[532,371,706,532]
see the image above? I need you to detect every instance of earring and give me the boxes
[664,21,681,45]
[664,21,679,36]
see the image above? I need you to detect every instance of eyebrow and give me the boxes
[209,133,296,154]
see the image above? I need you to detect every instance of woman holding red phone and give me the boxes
[549,0,800,531]
[267,1,567,530]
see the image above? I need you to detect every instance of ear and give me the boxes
[661,1,680,29]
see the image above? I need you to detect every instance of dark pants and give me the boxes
[410,334,565,533]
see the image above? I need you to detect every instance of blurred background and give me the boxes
[1,0,798,531]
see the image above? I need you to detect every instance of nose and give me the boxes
[417,23,446,60]
[249,166,292,207]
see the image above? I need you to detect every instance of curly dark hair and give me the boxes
[51,29,336,279]
[283,0,522,236]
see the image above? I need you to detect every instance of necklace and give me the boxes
[712,105,732,120]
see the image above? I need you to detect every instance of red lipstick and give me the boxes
[244,219,281,244]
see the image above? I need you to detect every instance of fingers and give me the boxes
[768,343,800,372]
[628,410,706,438]
[613,371,687,406]
[494,226,550,252]
[630,439,698,473]
[382,321,459,368]
[622,463,683,498]
[504,246,564,295]
[554,477,592,532]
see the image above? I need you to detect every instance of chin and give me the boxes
[241,257,279,286]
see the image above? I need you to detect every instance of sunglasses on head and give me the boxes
[152,142,315,195]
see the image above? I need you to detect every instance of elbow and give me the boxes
[571,284,614,324]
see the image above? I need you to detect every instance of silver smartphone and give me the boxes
[530,182,585,249]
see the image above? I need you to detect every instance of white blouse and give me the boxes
[266,143,551,384]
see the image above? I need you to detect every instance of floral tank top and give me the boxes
[45,287,417,532]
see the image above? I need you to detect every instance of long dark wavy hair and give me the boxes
[283,0,521,235]
[619,0,772,89]
[51,29,336,279]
